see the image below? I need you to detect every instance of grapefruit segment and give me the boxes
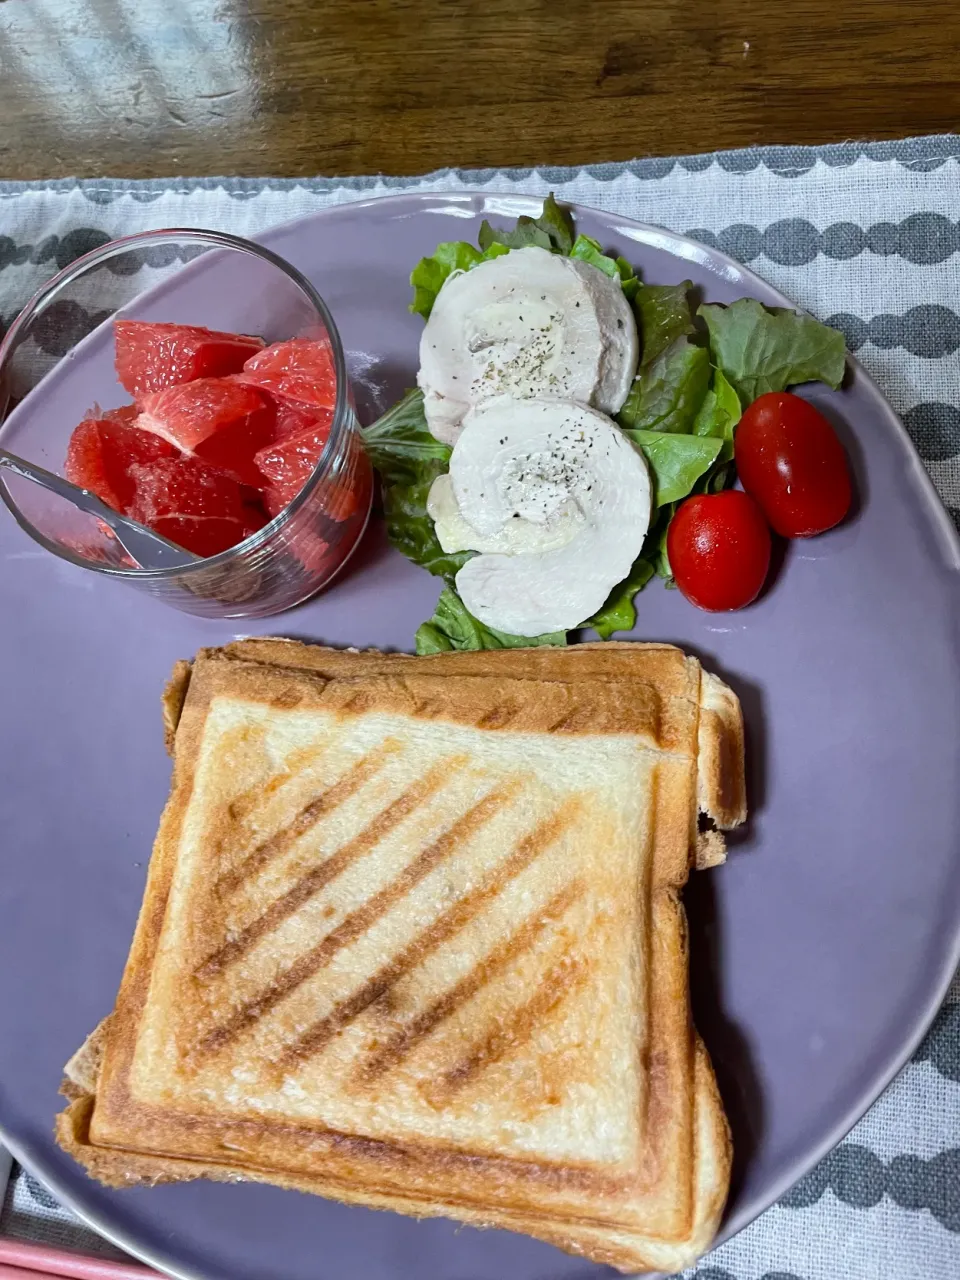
[253,417,333,508]
[275,398,333,441]
[115,320,264,397]
[137,378,276,487]
[127,455,266,558]
[65,415,175,512]
[260,431,371,524]
[237,338,336,408]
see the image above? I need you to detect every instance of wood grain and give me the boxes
[1,0,958,180]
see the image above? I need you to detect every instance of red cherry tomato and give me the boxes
[668,491,772,612]
[735,391,852,537]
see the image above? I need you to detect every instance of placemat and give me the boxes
[2,135,959,1280]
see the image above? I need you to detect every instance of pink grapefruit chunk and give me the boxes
[237,338,336,408]
[261,430,372,524]
[115,321,264,398]
[64,415,175,512]
[254,418,333,510]
[275,397,334,441]
[127,456,266,559]
[136,378,276,487]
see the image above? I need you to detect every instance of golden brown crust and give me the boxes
[173,639,745,841]
[62,1018,111,1098]
[161,660,192,757]
[697,669,747,830]
[58,640,742,1274]
[55,1040,730,1273]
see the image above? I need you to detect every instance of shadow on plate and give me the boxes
[665,647,767,1211]
[686,868,765,1214]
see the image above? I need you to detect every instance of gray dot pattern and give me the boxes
[694,1271,804,1280]
[0,230,200,275]
[688,214,960,264]
[0,136,954,208]
[25,299,113,357]
[825,306,960,356]
[779,1143,960,1231]
[903,405,960,461]
[2,215,960,285]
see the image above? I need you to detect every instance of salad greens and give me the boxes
[478,192,575,256]
[693,368,742,448]
[618,338,711,435]
[699,298,846,403]
[584,556,657,640]
[626,430,724,507]
[410,242,509,321]
[362,390,470,581]
[366,194,848,650]
[416,587,567,656]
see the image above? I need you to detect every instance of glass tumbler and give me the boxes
[0,229,373,618]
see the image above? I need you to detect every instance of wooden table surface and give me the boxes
[1,0,958,181]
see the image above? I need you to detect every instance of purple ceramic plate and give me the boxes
[2,194,960,1280]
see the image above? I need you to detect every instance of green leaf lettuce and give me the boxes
[409,241,509,320]
[478,192,575,255]
[583,556,656,639]
[625,429,724,506]
[698,298,846,403]
[362,390,469,581]
[416,588,567,654]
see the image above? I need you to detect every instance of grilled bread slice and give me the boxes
[58,642,744,1273]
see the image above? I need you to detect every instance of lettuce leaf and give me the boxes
[692,368,741,443]
[583,555,655,639]
[362,390,469,580]
[625,429,724,506]
[409,241,509,319]
[569,234,618,274]
[635,282,696,367]
[699,298,846,403]
[617,337,711,434]
[363,387,451,470]
[416,587,567,654]
[478,192,575,255]
[647,503,677,584]
[616,280,706,435]
[569,235,639,301]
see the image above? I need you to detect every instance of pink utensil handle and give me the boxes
[0,1240,157,1278]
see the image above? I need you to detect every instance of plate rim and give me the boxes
[3,187,960,1279]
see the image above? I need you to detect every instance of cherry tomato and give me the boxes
[668,491,772,612]
[735,391,852,537]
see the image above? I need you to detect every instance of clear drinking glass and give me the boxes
[0,229,373,618]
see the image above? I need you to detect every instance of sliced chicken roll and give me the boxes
[429,398,652,636]
[418,246,639,444]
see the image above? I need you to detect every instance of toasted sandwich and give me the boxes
[58,640,745,1273]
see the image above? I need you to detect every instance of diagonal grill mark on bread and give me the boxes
[223,743,328,831]
[547,707,589,733]
[214,740,401,897]
[279,797,586,1070]
[424,947,589,1105]
[195,777,526,1059]
[475,700,520,729]
[198,751,461,980]
[357,875,585,1086]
